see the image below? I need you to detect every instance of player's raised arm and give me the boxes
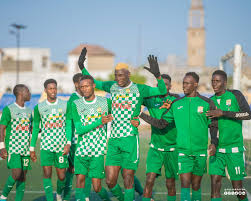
[0,107,11,159]
[139,55,167,97]
[78,47,115,92]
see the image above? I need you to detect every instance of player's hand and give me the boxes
[159,99,172,110]
[63,144,71,155]
[30,151,37,162]
[0,148,8,159]
[78,47,87,70]
[144,55,160,78]
[131,117,140,128]
[206,109,223,118]
[208,144,216,156]
[101,114,113,124]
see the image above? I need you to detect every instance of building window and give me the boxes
[42,56,48,68]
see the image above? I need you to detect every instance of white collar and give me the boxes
[75,91,82,98]
[46,98,58,105]
[14,102,26,109]
[83,96,97,104]
[118,81,132,90]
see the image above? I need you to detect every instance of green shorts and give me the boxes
[146,148,178,179]
[74,155,105,179]
[68,144,77,167]
[178,153,207,176]
[209,151,246,181]
[7,153,31,170]
[105,135,139,171]
[40,149,69,168]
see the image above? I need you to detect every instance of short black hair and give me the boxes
[212,70,227,81]
[80,75,94,84]
[161,74,171,82]
[73,73,83,83]
[44,79,57,88]
[13,84,27,97]
[185,72,199,83]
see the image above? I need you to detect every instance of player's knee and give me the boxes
[106,177,116,189]
[93,184,102,193]
[12,170,22,180]
[192,183,201,191]
[166,181,175,192]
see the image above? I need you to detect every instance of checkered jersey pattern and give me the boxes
[74,96,108,157]
[8,104,32,156]
[69,92,82,145]
[38,99,67,153]
[110,83,140,138]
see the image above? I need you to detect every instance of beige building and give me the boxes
[68,44,115,80]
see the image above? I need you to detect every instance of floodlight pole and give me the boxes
[10,24,26,84]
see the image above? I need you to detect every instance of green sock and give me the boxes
[43,178,54,201]
[97,187,111,201]
[192,188,201,201]
[111,184,124,201]
[15,181,25,201]
[142,197,151,201]
[84,176,92,198]
[63,171,74,200]
[2,176,16,197]
[75,188,86,201]
[181,188,191,201]
[134,176,143,196]
[238,197,248,201]
[211,198,222,201]
[168,195,176,201]
[56,178,66,195]
[124,188,134,201]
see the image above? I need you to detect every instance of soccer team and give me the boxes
[0,47,250,201]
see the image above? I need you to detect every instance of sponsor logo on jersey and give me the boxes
[44,120,64,128]
[197,106,204,113]
[177,106,183,110]
[116,94,130,100]
[112,101,132,110]
[226,99,231,106]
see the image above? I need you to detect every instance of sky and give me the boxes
[0,0,251,67]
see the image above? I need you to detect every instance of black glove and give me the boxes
[144,55,160,78]
[78,47,87,70]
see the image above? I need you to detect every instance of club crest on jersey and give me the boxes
[58,108,63,113]
[197,106,204,113]
[226,99,231,106]
[217,99,221,105]
[126,88,130,94]
[97,107,102,113]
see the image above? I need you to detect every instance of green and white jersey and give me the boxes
[72,96,110,157]
[110,82,140,138]
[67,92,82,145]
[0,103,32,156]
[81,68,167,138]
[31,99,70,153]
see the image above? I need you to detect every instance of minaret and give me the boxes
[187,0,205,67]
